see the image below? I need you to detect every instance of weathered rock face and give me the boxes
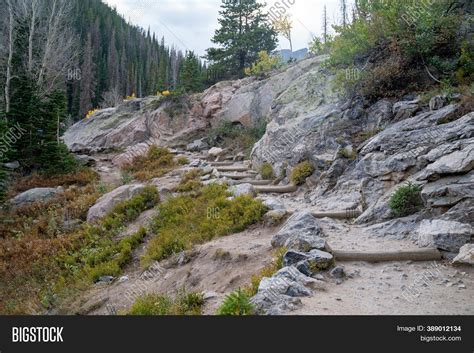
[9,187,63,208]
[417,219,473,253]
[63,51,473,258]
[230,183,256,197]
[271,212,325,248]
[284,249,334,274]
[453,244,474,266]
[87,184,146,222]
[64,97,208,155]
[251,266,324,315]
[64,56,331,157]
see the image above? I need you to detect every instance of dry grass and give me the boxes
[122,145,177,181]
[7,168,99,198]
[0,165,160,314]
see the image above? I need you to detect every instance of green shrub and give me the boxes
[142,184,266,267]
[260,163,275,180]
[217,289,254,316]
[128,291,204,315]
[175,169,202,193]
[338,148,357,160]
[326,0,467,99]
[207,120,267,156]
[244,51,280,79]
[176,156,190,165]
[245,247,287,297]
[128,294,173,315]
[290,161,315,185]
[389,183,423,217]
[122,145,176,181]
[121,171,133,185]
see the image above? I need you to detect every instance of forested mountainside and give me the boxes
[67,0,208,119]
[0,0,206,122]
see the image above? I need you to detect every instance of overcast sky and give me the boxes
[103,0,345,57]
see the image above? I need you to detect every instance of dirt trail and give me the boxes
[92,153,123,187]
[292,220,474,315]
[73,224,279,315]
[73,151,473,315]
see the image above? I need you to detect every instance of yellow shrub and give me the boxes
[86,109,99,119]
[124,93,137,101]
[245,51,280,78]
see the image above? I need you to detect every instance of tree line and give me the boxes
[0,0,207,193]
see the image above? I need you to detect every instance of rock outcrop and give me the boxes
[64,53,473,262]
[87,184,147,222]
[453,244,474,266]
[10,187,63,208]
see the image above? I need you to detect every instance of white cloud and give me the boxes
[103,0,345,56]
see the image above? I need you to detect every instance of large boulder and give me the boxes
[230,183,256,197]
[3,161,20,170]
[186,138,208,152]
[251,266,324,315]
[283,249,334,275]
[10,187,63,208]
[284,235,327,253]
[417,219,473,253]
[441,199,474,224]
[74,154,96,167]
[421,143,474,180]
[64,96,208,153]
[87,184,146,222]
[453,244,474,266]
[271,212,325,248]
[421,171,474,208]
[392,98,421,120]
[262,198,286,211]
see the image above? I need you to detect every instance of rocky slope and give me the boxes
[62,54,473,315]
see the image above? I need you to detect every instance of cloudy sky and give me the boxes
[103,0,344,57]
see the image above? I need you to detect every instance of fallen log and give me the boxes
[254,184,298,194]
[209,161,234,167]
[234,180,272,186]
[286,209,362,219]
[221,173,256,180]
[332,248,442,262]
[216,166,249,172]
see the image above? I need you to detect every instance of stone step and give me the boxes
[216,166,249,172]
[254,184,298,194]
[332,248,442,262]
[209,161,235,167]
[287,209,362,220]
[234,179,272,186]
[221,173,256,180]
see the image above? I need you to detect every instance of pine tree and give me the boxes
[179,51,203,93]
[39,91,77,175]
[206,0,278,78]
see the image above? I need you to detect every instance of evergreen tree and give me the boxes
[206,0,278,79]
[39,91,77,175]
[7,19,40,167]
[179,51,203,93]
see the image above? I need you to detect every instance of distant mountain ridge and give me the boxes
[276,48,308,63]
